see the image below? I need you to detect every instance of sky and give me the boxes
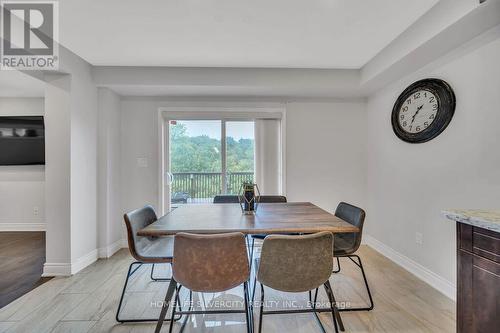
[173,120,254,140]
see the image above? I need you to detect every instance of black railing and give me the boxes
[171,172,254,202]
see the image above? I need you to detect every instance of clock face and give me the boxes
[397,90,438,134]
[391,79,455,144]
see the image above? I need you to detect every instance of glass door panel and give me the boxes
[169,120,222,207]
[225,121,255,195]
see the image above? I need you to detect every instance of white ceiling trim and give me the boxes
[92,1,500,98]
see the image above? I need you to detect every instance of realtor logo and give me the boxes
[1,1,59,70]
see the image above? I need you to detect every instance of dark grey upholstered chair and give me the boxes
[256,232,344,333]
[251,195,288,238]
[154,232,252,333]
[213,194,240,203]
[117,205,181,323]
[212,195,287,205]
[257,195,288,204]
[332,202,373,311]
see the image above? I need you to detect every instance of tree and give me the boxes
[170,123,254,173]
[169,123,254,197]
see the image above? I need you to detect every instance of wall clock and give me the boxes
[391,78,455,143]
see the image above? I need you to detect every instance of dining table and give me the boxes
[142,201,359,333]
[137,202,359,236]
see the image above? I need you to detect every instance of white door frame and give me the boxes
[157,105,286,215]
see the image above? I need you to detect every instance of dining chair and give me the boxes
[212,195,287,205]
[332,202,373,311]
[256,232,344,333]
[249,195,288,259]
[213,194,241,203]
[155,232,252,333]
[212,194,288,262]
[117,205,181,323]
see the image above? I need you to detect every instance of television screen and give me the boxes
[0,116,45,165]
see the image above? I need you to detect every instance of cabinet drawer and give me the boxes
[473,228,500,263]
[458,250,500,333]
[458,223,500,263]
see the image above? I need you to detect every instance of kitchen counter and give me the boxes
[443,209,500,233]
[444,209,500,333]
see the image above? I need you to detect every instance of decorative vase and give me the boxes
[239,182,260,214]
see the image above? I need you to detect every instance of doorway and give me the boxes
[168,120,255,209]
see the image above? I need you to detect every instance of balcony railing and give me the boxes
[171,172,254,203]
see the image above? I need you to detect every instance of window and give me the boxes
[169,120,255,206]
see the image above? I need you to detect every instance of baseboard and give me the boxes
[121,238,128,248]
[363,234,456,301]
[71,249,98,275]
[43,248,103,277]
[0,218,45,231]
[98,239,123,258]
[42,262,71,277]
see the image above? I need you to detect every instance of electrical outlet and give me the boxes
[33,206,39,216]
[415,232,423,245]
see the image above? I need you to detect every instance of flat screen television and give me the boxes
[0,116,45,165]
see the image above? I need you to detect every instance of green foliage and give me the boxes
[170,123,254,173]
[170,123,254,198]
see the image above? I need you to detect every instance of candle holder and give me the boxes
[238,182,260,214]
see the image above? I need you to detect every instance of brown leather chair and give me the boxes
[117,205,178,323]
[155,232,252,333]
[332,202,373,311]
[256,232,344,333]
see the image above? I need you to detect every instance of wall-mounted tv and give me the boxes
[0,116,45,165]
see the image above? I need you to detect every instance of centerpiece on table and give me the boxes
[239,181,260,214]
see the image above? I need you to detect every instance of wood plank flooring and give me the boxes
[0,232,51,309]
[0,245,456,333]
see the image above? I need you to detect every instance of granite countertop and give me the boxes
[443,209,500,233]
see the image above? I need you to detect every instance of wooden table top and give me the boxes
[137,202,359,236]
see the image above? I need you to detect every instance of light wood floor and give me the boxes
[0,245,455,333]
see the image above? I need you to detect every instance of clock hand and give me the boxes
[411,105,424,124]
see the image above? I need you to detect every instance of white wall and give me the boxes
[66,49,99,269]
[365,33,500,298]
[97,88,122,257]
[0,98,45,231]
[120,99,367,216]
[44,73,72,272]
[286,102,367,212]
[43,47,99,276]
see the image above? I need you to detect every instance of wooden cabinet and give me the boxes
[457,223,500,333]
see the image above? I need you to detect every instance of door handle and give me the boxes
[166,172,173,185]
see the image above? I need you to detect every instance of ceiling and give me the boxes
[0,71,45,97]
[60,0,438,69]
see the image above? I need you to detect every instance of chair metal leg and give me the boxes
[177,289,193,333]
[310,287,328,333]
[252,274,257,304]
[116,262,180,323]
[243,282,252,333]
[324,280,344,332]
[151,263,171,281]
[332,257,341,273]
[155,278,178,333]
[116,261,140,323]
[168,286,181,333]
[250,238,255,267]
[258,282,335,333]
[258,283,264,333]
[339,255,374,311]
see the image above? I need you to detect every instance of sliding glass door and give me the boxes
[225,121,255,194]
[168,120,254,208]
